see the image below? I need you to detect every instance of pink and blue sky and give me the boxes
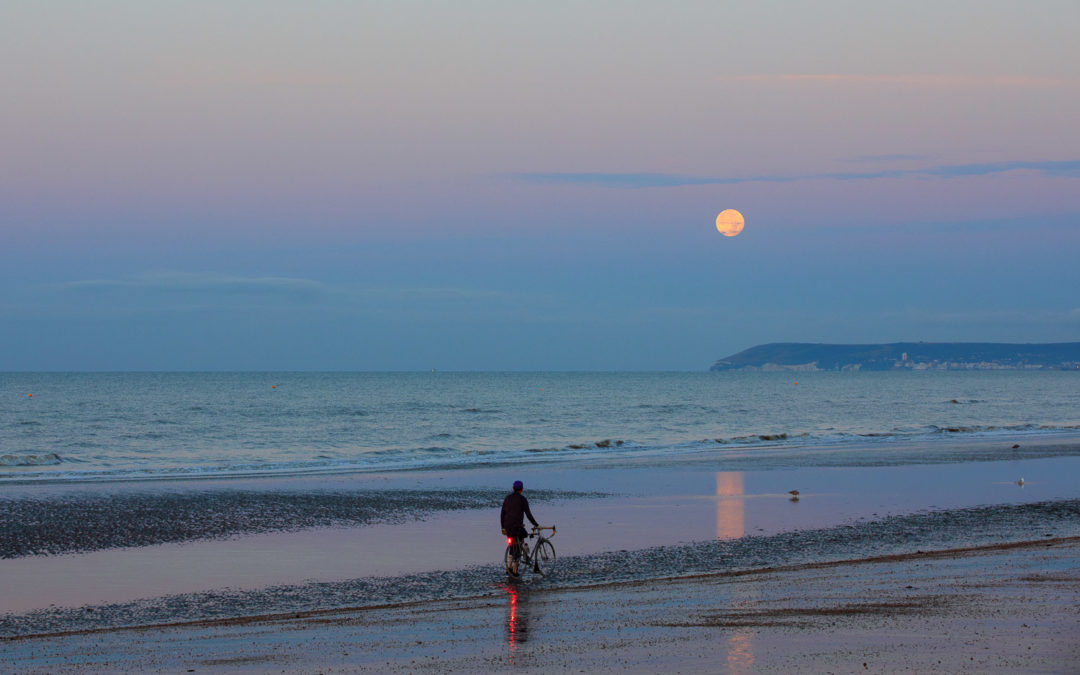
[2,1,1078,370]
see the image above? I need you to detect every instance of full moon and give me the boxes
[715,209,745,237]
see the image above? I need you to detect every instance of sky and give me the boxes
[2,0,1079,371]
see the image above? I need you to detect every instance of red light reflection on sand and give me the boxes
[506,585,520,661]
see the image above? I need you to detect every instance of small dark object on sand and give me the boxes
[788,490,800,502]
[1013,444,1020,449]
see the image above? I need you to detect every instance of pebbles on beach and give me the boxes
[3,498,1078,638]
[0,488,596,559]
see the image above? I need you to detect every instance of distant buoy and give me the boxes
[28,393,32,398]
[1017,478,1025,486]
[272,385,276,389]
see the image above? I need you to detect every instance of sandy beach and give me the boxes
[3,435,1080,672]
[5,538,1078,673]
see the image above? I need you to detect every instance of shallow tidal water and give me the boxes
[2,451,1078,622]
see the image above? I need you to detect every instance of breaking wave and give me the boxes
[0,452,62,467]
[3,422,1080,486]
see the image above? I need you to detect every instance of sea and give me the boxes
[3,370,1079,484]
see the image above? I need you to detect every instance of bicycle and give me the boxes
[504,525,556,577]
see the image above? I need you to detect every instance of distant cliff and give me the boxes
[710,342,1080,372]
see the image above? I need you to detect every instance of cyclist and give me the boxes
[501,480,539,577]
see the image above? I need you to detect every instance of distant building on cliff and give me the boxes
[710,342,1080,372]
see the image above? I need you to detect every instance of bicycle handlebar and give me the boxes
[531,525,556,536]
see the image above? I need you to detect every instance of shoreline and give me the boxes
[3,450,1079,618]
[6,537,1078,673]
[4,433,1079,669]
[5,536,1076,643]
[4,495,1078,637]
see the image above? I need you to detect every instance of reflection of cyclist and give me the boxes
[501,480,539,577]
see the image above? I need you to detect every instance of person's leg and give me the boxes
[510,527,526,575]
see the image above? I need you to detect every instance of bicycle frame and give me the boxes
[505,525,556,576]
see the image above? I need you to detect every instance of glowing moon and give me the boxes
[715,209,745,237]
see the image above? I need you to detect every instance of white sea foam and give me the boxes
[2,424,1080,485]
[0,452,62,467]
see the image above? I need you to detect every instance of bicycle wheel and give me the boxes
[504,544,516,575]
[533,540,556,576]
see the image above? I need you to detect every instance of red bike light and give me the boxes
[507,537,513,545]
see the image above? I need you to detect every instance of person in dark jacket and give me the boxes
[501,480,539,576]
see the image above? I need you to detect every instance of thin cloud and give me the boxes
[348,286,561,307]
[721,74,1078,88]
[60,273,324,295]
[512,159,1080,189]
[927,160,1080,178]
[849,154,932,162]
[880,308,1080,326]
[353,287,516,302]
[513,172,745,188]
[154,63,348,90]
[57,276,558,308]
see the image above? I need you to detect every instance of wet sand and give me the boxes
[3,436,1080,670]
[5,538,1078,673]
[3,455,1078,615]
